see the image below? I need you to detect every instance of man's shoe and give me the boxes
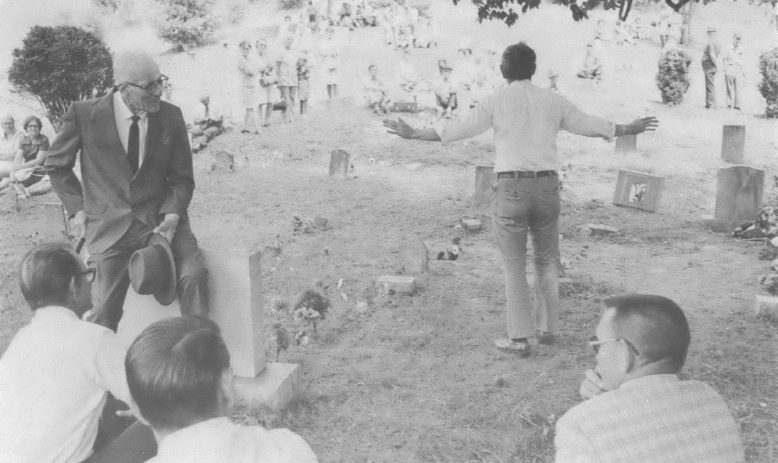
[537,331,556,345]
[494,338,531,357]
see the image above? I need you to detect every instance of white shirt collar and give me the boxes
[33,305,79,320]
[113,91,147,122]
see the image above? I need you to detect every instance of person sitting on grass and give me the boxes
[577,43,602,82]
[0,242,156,463]
[432,61,457,119]
[555,294,745,462]
[126,316,319,463]
[189,96,224,153]
[396,48,421,103]
[364,64,392,115]
[7,115,53,198]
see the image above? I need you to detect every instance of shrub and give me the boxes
[215,0,250,25]
[758,47,778,118]
[8,25,113,132]
[155,0,218,50]
[279,0,305,10]
[656,49,692,105]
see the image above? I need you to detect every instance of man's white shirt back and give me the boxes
[0,306,131,463]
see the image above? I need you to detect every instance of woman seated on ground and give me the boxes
[2,116,52,197]
[364,64,392,115]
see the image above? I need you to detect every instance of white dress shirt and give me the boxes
[435,79,615,172]
[0,306,132,463]
[113,91,148,169]
[148,417,319,463]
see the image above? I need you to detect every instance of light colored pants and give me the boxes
[725,74,740,109]
[492,174,560,339]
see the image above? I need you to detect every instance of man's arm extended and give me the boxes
[383,118,441,141]
[614,117,659,137]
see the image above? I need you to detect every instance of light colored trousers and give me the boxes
[725,74,740,109]
[492,175,560,339]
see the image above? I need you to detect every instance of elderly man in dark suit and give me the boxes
[45,49,209,332]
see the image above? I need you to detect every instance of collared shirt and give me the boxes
[149,417,319,463]
[555,374,745,463]
[0,306,132,463]
[0,128,23,161]
[113,90,148,169]
[724,44,744,76]
[435,80,614,172]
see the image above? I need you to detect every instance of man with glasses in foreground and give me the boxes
[45,49,209,331]
[554,294,744,462]
[0,242,156,462]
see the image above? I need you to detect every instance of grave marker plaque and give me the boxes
[613,169,664,212]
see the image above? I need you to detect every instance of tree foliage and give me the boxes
[155,0,218,50]
[8,25,113,132]
[758,48,778,118]
[452,0,730,24]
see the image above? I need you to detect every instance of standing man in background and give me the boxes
[702,26,721,109]
[723,33,744,110]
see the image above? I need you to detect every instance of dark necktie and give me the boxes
[127,115,140,175]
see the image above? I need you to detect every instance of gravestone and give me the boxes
[714,165,764,224]
[393,101,417,112]
[614,134,637,154]
[401,235,428,274]
[329,149,350,178]
[117,246,298,408]
[613,170,664,212]
[376,275,417,295]
[474,165,495,208]
[721,125,745,164]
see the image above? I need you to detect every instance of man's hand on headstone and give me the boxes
[579,368,608,400]
[69,210,86,239]
[153,213,180,243]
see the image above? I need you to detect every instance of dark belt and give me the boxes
[497,170,557,179]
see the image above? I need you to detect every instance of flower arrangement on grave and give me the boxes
[267,290,330,361]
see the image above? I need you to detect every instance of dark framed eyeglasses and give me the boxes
[589,335,640,356]
[76,267,97,283]
[123,74,169,93]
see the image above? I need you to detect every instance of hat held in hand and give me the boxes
[129,233,177,305]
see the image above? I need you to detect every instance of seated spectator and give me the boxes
[432,61,457,118]
[364,64,391,115]
[629,15,648,40]
[0,115,24,193]
[614,20,635,45]
[577,43,603,81]
[396,48,421,102]
[547,68,563,95]
[8,116,53,198]
[468,71,494,109]
[338,2,356,29]
[413,16,433,48]
[0,242,156,463]
[555,294,745,463]
[126,316,319,463]
[594,19,610,42]
[306,1,318,26]
[395,25,413,50]
[355,1,377,27]
[190,96,224,153]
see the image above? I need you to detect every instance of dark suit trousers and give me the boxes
[704,67,717,108]
[88,218,209,331]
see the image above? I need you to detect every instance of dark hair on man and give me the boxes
[18,242,81,310]
[126,316,231,430]
[501,42,536,81]
[368,64,377,71]
[603,294,690,372]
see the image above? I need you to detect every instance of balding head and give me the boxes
[113,50,161,86]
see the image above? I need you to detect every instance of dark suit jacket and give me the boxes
[44,92,194,255]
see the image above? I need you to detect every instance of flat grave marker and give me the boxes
[613,170,664,212]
